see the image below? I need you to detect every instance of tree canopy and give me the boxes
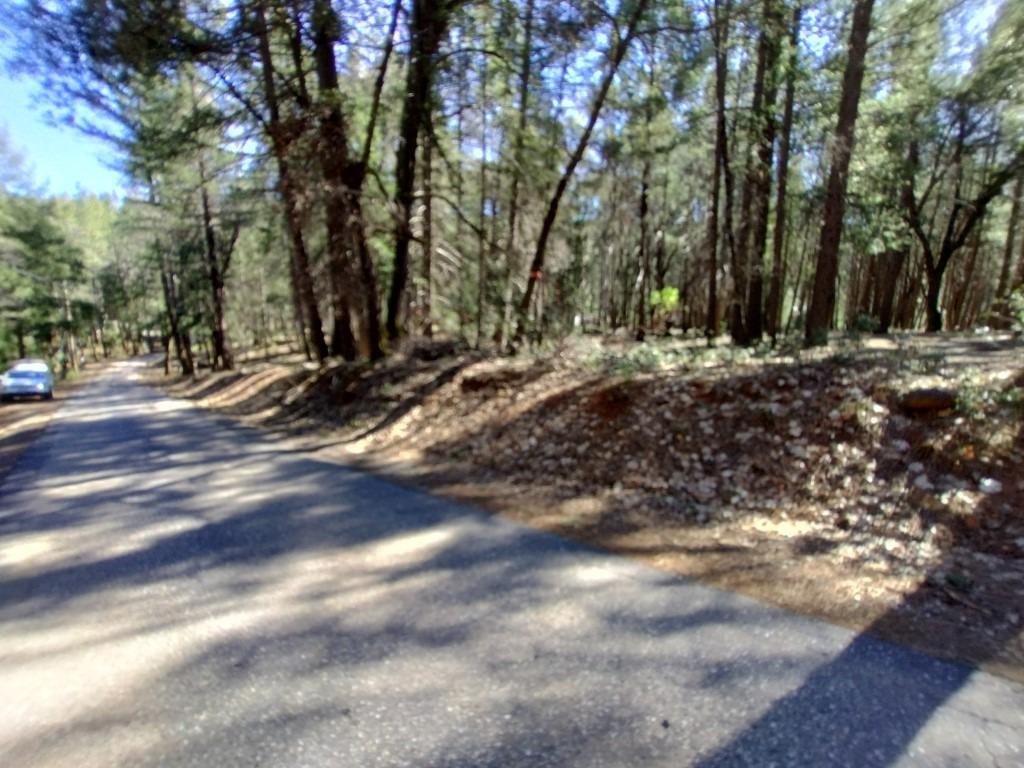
[2,0,1022,372]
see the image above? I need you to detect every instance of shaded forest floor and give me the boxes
[150,332,1024,681]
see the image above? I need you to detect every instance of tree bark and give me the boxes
[924,267,944,332]
[254,0,329,363]
[804,0,874,346]
[741,0,783,345]
[875,248,907,333]
[766,0,801,342]
[989,172,1023,327]
[312,0,382,360]
[197,157,233,371]
[498,0,535,348]
[159,249,193,376]
[476,43,489,348]
[421,128,434,337]
[387,0,450,340]
[705,0,732,344]
[997,172,1023,299]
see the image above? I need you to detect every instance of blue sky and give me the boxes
[1,37,123,198]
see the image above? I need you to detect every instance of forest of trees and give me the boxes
[2,0,1023,373]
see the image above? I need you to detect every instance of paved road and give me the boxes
[1,361,1022,767]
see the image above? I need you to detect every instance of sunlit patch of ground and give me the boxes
[149,333,1024,681]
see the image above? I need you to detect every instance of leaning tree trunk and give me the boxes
[805,0,874,347]
[514,0,650,344]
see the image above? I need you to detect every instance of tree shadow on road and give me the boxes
[2,361,1023,766]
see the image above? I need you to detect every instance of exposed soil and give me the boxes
[150,333,1024,682]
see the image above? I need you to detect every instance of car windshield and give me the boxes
[6,370,47,380]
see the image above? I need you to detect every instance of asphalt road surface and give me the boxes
[2,361,1023,767]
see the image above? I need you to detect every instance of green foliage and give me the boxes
[584,342,667,378]
[650,286,680,315]
[1007,289,1024,332]
[957,375,1024,422]
[5,0,1023,363]
[852,312,880,334]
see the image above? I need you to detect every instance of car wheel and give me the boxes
[0,395,9,403]
[44,392,54,401]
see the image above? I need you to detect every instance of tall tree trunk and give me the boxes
[281,171,327,362]
[159,249,193,376]
[637,162,652,333]
[990,172,1023,327]
[924,267,944,332]
[476,44,489,348]
[741,0,783,345]
[287,253,313,361]
[876,247,907,334]
[636,41,656,334]
[1014,209,1024,291]
[254,0,329,363]
[705,0,732,344]
[804,0,874,346]
[731,0,774,345]
[455,47,468,335]
[421,128,434,337]
[997,172,1023,299]
[197,158,233,371]
[949,224,983,329]
[387,0,450,340]
[514,0,650,344]
[312,0,382,360]
[498,0,535,348]
[766,0,801,342]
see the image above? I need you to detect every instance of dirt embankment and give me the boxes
[152,334,1024,681]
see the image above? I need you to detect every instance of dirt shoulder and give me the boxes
[147,333,1024,682]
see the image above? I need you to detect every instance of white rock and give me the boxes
[908,462,925,474]
[979,478,1002,495]
[914,475,934,491]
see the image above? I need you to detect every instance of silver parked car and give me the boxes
[1,360,54,402]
